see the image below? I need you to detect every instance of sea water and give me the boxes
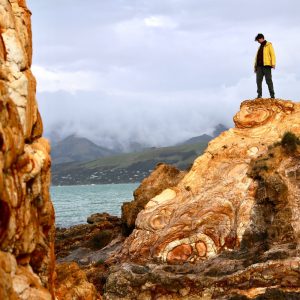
[51,183,140,228]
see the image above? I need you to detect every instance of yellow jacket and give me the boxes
[254,42,276,68]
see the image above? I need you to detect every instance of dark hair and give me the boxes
[255,33,264,41]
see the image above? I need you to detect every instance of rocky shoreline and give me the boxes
[1,1,300,299]
[54,130,300,300]
[55,213,124,298]
[54,162,185,298]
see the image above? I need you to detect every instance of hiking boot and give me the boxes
[256,95,262,99]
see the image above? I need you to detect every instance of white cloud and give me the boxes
[32,65,102,93]
[38,68,300,150]
[144,15,177,29]
[27,0,300,149]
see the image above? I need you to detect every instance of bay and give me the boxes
[51,183,139,228]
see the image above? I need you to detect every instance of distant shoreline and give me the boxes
[50,181,141,187]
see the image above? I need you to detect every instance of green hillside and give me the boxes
[51,135,116,164]
[51,141,208,185]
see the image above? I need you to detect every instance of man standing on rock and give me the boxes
[254,33,276,99]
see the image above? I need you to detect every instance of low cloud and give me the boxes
[27,0,300,149]
[144,16,178,29]
[32,65,103,93]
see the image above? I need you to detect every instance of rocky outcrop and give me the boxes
[55,262,99,300]
[56,213,123,263]
[0,0,55,299]
[55,213,123,297]
[121,163,186,234]
[1,2,102,299]
[105,99,300,299]
[117,99,300,264]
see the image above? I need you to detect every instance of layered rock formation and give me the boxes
[105,99,300,299]
[0,0,55,299]
[117,99,299,264]
[122,163,186,234]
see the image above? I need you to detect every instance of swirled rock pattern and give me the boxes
[121,163,187,234]
[0,1,55,298]
[118,99,300,265]
[104,99,300,299]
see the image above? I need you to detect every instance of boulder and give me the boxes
[121,163,186,234]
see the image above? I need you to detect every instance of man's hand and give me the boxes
[272,65,275,69]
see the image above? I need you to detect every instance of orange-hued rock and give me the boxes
[0,0,55,299]
[0,0,37,140]
[1,2,101,299]
[105,99,300,299]
[55,262,100,300]
[121,163,186,233]
[119,99,300,264]
[0,251,52,300]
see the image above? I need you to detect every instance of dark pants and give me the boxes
[256,66,275,98]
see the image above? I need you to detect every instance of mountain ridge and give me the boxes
[51,124,228,165]
[51,135,116,164]
[51,140,208,185]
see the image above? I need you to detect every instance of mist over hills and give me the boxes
[176,124,227,146]
[51,141,209,185]
[51,124,228,185]
[51,135,117,164]
[50,124,228,165]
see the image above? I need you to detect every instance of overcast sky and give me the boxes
[27,0,300,150]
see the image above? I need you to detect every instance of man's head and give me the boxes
[255,33,265,44]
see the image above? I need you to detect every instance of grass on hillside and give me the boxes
[81,142,208,169]
[53,141,209,173]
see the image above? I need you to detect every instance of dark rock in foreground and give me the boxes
[55,213,124,296]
